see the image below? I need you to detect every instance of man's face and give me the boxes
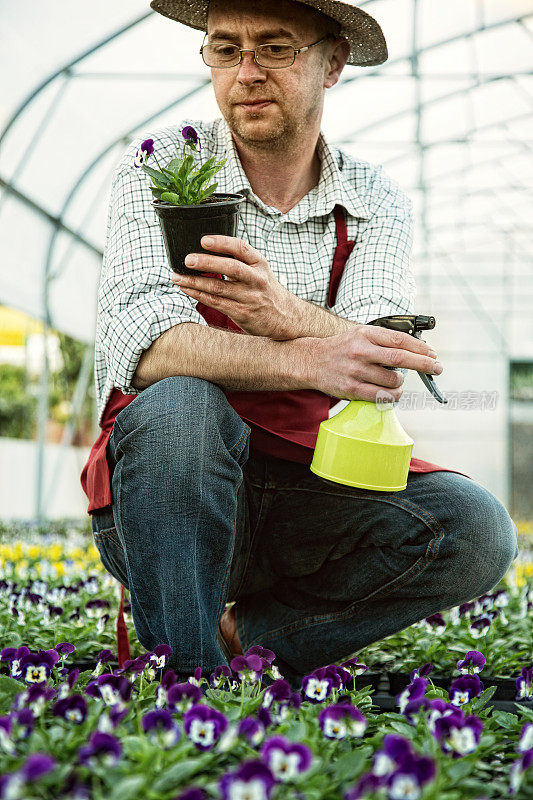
[206,0,341,152]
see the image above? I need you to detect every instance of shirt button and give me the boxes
[278,275,288,287]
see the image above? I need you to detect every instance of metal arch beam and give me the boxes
[44,78,211,286]
[339,13,532,140]
[0,10,154,149]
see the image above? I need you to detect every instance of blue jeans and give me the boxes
[92,376,519,688]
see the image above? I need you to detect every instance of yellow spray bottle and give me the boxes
[310,315,447,491]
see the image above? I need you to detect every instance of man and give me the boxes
[82,0,518,687]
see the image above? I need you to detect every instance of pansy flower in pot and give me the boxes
[135,126,245,276]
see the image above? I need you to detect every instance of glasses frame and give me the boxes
[199,33,335,69]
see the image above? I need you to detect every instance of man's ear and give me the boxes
[323,37,350,89]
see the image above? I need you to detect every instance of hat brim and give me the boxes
[149,0,387,67]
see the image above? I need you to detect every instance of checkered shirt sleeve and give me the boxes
[333,165,417,325]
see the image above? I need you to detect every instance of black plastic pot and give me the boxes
[353,671,383,693]
[152,193,246,276]
[388,671,450,696]
[387,670,520,701]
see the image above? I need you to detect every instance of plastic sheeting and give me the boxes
[1,0,532,346]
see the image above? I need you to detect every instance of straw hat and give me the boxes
[149,0,388,67]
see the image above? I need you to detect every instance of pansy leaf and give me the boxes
[178,154,196,180]
[332,746,372,782]
[108,776,146,800]
[141,165,173,189]
[160,192,184,205]
[0,674,24,714]
[151,757,208,793]
[199,183,218,201]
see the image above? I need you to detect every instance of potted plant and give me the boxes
[134,126,245,276]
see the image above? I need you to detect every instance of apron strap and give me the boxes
[328,205,356,308]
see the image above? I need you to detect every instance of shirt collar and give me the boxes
[213,117,371,222]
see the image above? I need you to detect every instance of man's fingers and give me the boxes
[373,344,442,374]
[199,235,262,266]
[365,324,437,358]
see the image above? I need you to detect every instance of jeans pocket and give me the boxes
[92,513,129,590]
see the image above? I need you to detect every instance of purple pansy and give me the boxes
[510,749,533,795]
[210,664,232,689]
[133,138,155,168]
[219,759,276,800]
[318,703,367,740]
[302,667,338,702]
[456,650,485,674]
[385,752,436,798]
[142,709,180,748]
[0,645,30,679]
[19,649,60,683]
[183,704,228,750]
[448,674,484,706]
[85,674,133,708]
[52,694,88,724]
[516,666,533,700]
[426,698,460,734]
[182,126,201,150]
[409,663,434,681]
[245,645,276,667]
[340,657,369,678]
[262,678,291,709]
[78,731,122,767]
[396,678,428,713]
[167,681,203,713]
[231,654,264,683]
[469,614,492,638]
[518,723,533,753]
[424,612,446,634]
[434,711,484,757]
[1,753,56,797]
[14,683,57,717]
[156,668,178,707]
[149,644,172,669]
[260,735,313,781]
[238,716,266,747]
[54,642,75,657]
[372,735,413,777]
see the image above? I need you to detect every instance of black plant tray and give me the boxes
[371,693,533,715]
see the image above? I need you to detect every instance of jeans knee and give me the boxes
[448,482,518,599]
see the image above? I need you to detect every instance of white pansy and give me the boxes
[65,708,83,723]
[0,727,16,754]
[99,685,120,706]
[229,778,269,800]
[449,726,477,755]
[518,724,533,752]
[189,719,215,748]
[388,774,421,800]
[324,718,347,739]
[217,725,238,752]
[26,665,47,683]
[451,690,470,706]
[304,678,328,701]
[268,750,301,781]
[373,752,395,777]
[348,718,367,737]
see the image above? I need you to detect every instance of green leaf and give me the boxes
[0,674,24,714]
[160,192,184,205]
[492,709,521,729]
[332,747,372,782]
[141,165,173,189]
[108,776,146,800]
[151,758,208,793]
[199,183,218,201]
[445,760,474,781]
[470,684,497,712]
[178,154,196,180]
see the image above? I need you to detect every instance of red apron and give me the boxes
[80,203,470,665]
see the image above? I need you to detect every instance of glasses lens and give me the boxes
[202,44,240,67]
[256,44,295,68]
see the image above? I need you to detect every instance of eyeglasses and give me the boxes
[200,33,334,69]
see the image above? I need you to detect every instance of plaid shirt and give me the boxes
[94,116,416,426]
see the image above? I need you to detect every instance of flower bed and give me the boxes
[0,522,532,799]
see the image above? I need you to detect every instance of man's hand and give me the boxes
[171,235,296,340]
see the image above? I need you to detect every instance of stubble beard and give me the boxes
[224,96,321,155]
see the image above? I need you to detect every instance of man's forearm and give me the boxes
[132,322,317,392]
[281,295,359,339]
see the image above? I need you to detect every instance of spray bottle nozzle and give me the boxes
[368,314,447,404]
